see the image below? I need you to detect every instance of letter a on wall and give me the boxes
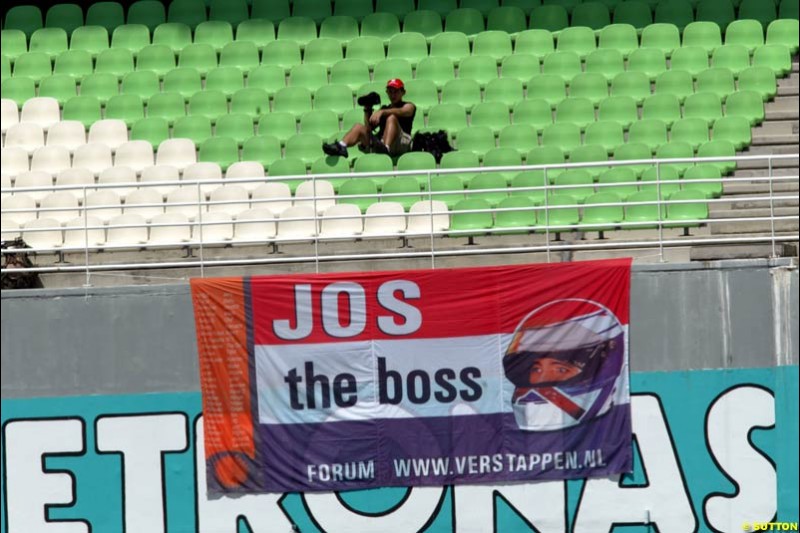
[191,260,634,495]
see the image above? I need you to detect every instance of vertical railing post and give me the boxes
[427,170,435,269]
[655,161,665,263]
[312,173,320,274]
[768,156,777,258]
[196,181,205,278]
[82,185,91,287]
[543,166,550,263]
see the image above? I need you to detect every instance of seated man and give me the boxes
[323,78,416,158]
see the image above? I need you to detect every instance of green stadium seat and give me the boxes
[174,115,213,144]
[39,74,77,105]
[179,43,218,77]
[429,32,471,65]
[555,98,595,131]
[402,10,443,39]
[419,0,459,18]
[53,50,93,80]
[167,0,207,29]
[268,158,308,193]
[467,173,508,207]
[110,25,151,57]
[194,21,234,53]
[293,0,333,25]
[526,145,566,181]
[45,4,84,34]
[456,126,496,157]
[147,91,186,125]
[640,164,681,196]
[584,49,624,82]
[205,67,244,100]
[569,73,609,107]
[362,13,403,42]
[597,96,636,130]
[712,44,751,77]
[289,63,328,92]
[1,30,28,64]
[199,136,238,171]
[96,48,136,80]
[251,0,290,22]
[695,0,735,31]
[725,90,764,125]
[319,15,359,43]
[498,124,537,154]
[737,0,776,30]
[353,153,393,188]
[127,1,166,32]
[236,19,276,52]
[106,94,144,126]
[510,99,550,134]
[450,198,493,236]
[654,0,693,30]
[665,189,708,230]
[670,117,709,150]
[246,66,285,100]
[487,6,527,33]
[13,52,52,84]
[610,71,650,105]
[468,101,508,134]
[570,144,609,179]
[581,191,624,232]
[628,48,666,82]
[597,24,637,60]
[463,0,501,17]
[426,103,468,136]
[624,190,666,229]
[585,120,625,155]
[696,67,735,101]
[80,72,119,105]
[514,29,554,59]
[136,44,176,79]
[274,86,313,116]
[309,155,351,190]
[538,194,580,233]
[509,171,546,204]
[300,109,339,138]
[752,44,792,77]
[334,0,374,21]
[597,167,638,199]
[374,58,414,86]
[163,67,202,100]
[613,1,652,27]
[682,21,722,54]
[556,27,596,59]
[415,56,455,89]
[277,17,318,48]
[458,55,498,88]
[131,117,170,146]
[629,119,668,154]
[304,38,345,68]
[71,25,111,59]
[484,78,524,109]
[482,147,522,184]
[682,164,722,198]
[216,113,256,146]
[614,142,652,177]
[494,196,538,233]
[682,92,722,127]
[338,178,379,212]
[697,139,736,174]
[655,70,694,103]
[500,55,540,87]
[382,176,422,210]
[330,59,371,92]
[313,84,355,118]
[231,87,270,117]
[345,36,386,68]
[5,6,43,38]
[572,2,612,30]
[779,0,799,18]
[85,2,125,33]
[766,19,799,54]
[738,66,777,101]
[2,77,35,106]
[670,46,710,79]
[121,70,159,102]
[655,141,694,176]
[386,33,428,67]
[711,115,751,150]
[29,28,68,60]
[439,151,476,189]
[258,112,297,144]
[500,0,537,15]
[397,151,437,189]
[542,51,582,83]
[473,31,513,62]
[189,90,227,123]
[640,23,681,57]
[542,122,581,156]
[553,169,594,204]
[152,22,191,53]
[209,0,249,27]
[260,41,302,74]
[530,5,569,32]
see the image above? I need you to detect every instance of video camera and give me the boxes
[357,91,381,114]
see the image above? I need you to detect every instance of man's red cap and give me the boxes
[386,78,405,89]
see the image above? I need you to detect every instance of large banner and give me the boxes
[190,259,633,494]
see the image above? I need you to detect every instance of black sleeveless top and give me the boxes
[378,101,416,136]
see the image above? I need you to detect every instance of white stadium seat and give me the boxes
[97,166,138,199]
[277,205,317,239]
[40,191,80,224]
[1,147,30,179]
[2,194,39,226]
[123,188,165,222]
[1,98,20,133]
[148,213,192,245]
[166,187,205,221]
[363,201,407,236]
[20,97,61,130]
[320,203,363,238]
[30,145,71,176]
[6,123,45,154]
[234,208,277,242]
[46,121,87,152]
[208,185,250,217]
[195,211,234,242]
[55,168,95,200]
[226,161,265,192]
[183,162,223,196]
[156,138,196,170]
[73,143,113,176]
[23,217,63,248]
[294,179,336,214]
[13,170,53,202]
[114,140,154,172]
[106,214,148,246]
[407,200,450,234]
[251,182,293,216]
[62,216,106,247]
[85,190,123,223]
[88,119,129,152]
[140,165,181,197]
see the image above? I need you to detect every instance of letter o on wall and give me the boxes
[321,282,367,338]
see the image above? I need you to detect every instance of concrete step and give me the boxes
[764,96,800,121]
[732,168,799,178]
[751,120,799,145]
[709,217,799,234]
[777,71,799,96]
[690,240,799,261]
[708,206,799,218]
[723,181,799,195]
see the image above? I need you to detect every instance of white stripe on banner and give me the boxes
[255,330,629,425]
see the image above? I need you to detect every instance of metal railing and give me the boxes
[2,153,798,283]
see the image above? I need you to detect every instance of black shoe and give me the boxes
[371,139,389,155]
[322,141,348,158]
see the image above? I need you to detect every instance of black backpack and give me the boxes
[411,130,453,163]
[1,238,44,290]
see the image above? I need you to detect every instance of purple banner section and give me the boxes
[208,406,632,494]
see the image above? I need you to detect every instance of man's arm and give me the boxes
[369,102,416,126]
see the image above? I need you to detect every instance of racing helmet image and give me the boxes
[503,299,626,431]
